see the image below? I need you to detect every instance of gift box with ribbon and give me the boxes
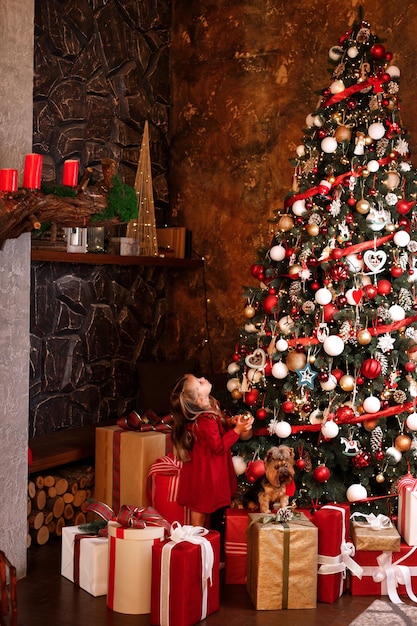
[147,454,191,525]
[313,503,363,604]
[150,522,220,626]
[398,473,417,545]
[350,543,417,603]
[224,508,249,585]
[351,512,401,552]
[106,505,169,614]
[246,511,318,610]
[60,525,108,596]
[95,424,167,511]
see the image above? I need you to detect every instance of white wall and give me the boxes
[0,0,35,578]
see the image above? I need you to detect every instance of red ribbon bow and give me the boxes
[117,409,172,432]
[83,499,171,534]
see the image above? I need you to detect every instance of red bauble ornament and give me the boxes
[263,361,272,377]
[347,196,356,206]
[364,284,378,299]
[263,294,278,314]
[405,361,416,373]
[335,405,355,422]
[361,358,382,379]
[332,248,344,260]
[390,265,403,278]
[331,368,344,382]
[310,281,320,291]
[250,263,264,280]
[396,199,414,215]
[370,43,386,60]
[377,279,392,296]
[256,408,268,420]
[374,450,385,462]
[282,400,295,413]
[245,459,265,483]
[323,303,338,322]
[295,458,306,470]
[244,389,260,406]
[313,465,330,483]
[352,451,371,469]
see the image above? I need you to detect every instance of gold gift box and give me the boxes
[351,521,401,552]
[246,512,318,610]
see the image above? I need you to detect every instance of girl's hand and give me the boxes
[232,413,254,439]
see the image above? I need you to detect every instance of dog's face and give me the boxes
[264,445,295,488]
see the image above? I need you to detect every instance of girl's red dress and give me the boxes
[178,411,240,514]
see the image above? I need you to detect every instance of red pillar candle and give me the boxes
[0,169,18,192]
[62,159,79,187]
[23,153,43,189]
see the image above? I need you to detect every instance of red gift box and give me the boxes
[224,508,249,584]
[147,455,191,525]
[312,503,361,603]
[350,543,417,603]
[150,525,220,626]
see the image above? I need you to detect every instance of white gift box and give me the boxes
[61,525,109,596]
[398,486,417,545]
[107,520,165,614]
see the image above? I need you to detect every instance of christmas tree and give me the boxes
[227,16,417,516]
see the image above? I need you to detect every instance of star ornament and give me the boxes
[296,363,318,389]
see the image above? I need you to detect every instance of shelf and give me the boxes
[31,249,203,268]
[29,424,97,473]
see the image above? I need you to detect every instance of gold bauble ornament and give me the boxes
[376,473,385,484]
[357,329,372,345]
[288,264,302,277]
[361,168,370,178]
[364,136,373,145]
[307,223,320,236]
[278,215,295,232]
[286,350,307,372]
[384,170,401,190]
[244,305,256,318]
[334,125,352,142]
[356,198,370,214]
[385,223,396,233]
[363,419,379,432]
[395,433,412,452]
[231,388,243,400]
[339,374,355,392]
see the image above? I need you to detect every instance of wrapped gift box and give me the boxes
[95,426,167,511]
[61,525,108,597]
[398,476,417,545]
[351,518,401,552]
[107,519,165,614]
[350,543,417,603]
[312,503,358,604]
[246,512,318,610]
[147,455,191,526]
[224,508,249,584]
[150,527,220,626]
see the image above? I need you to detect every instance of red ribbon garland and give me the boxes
[321,75,385,108]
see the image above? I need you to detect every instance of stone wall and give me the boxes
[30,261,168,437]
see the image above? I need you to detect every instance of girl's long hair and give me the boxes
[170,374,218,462]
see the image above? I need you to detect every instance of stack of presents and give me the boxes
[60,416,417,622]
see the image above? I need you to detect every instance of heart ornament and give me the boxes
[352,289,363,305]
[245,348,266,370]
[363,250,387,274]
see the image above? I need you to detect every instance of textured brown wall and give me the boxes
[169,1,417,374]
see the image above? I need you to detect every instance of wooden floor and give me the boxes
[13,536,395,626]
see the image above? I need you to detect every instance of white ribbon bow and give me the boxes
[169,522,214,584]
[371,548,417,604]
[351,512,393,530]
[318,540,363,580]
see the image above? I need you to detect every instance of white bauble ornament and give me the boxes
[347,46,359,58]
[321,137,338,153]
[388,304,405,321]
[226,377,240,392]
[292,199,307,216]
[393,231,411,247]
[232,455,247,475]
[305,114,315,127]
[270,245,286,261]
[323,335,345,356]
[386,65,400,77]
[247,368,263,383]
[346,254,364,273]
[275,421,292,438]
[313,115,324,127]
[315,287,332,305]
[320,374,338,391]
[367,159,380,173]
[329,79,345,94]
[368,122,386,140]
[275,338,289,352]
[245,323,258,333]
[310,409,324,424]
[271,361,289,379]
[278,316,294,335]
[363,395,381,414]
[406,412,417,430]
[345,288,361,305]
[296,144,306,157]
[346,484,367,502]
[329,45,343,61]
[227,362,240,375]
[321,420,339,439]
[386,446,402,463]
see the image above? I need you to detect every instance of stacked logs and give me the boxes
[27,465,95,547]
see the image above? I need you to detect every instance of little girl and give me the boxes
[170,374,254,527]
